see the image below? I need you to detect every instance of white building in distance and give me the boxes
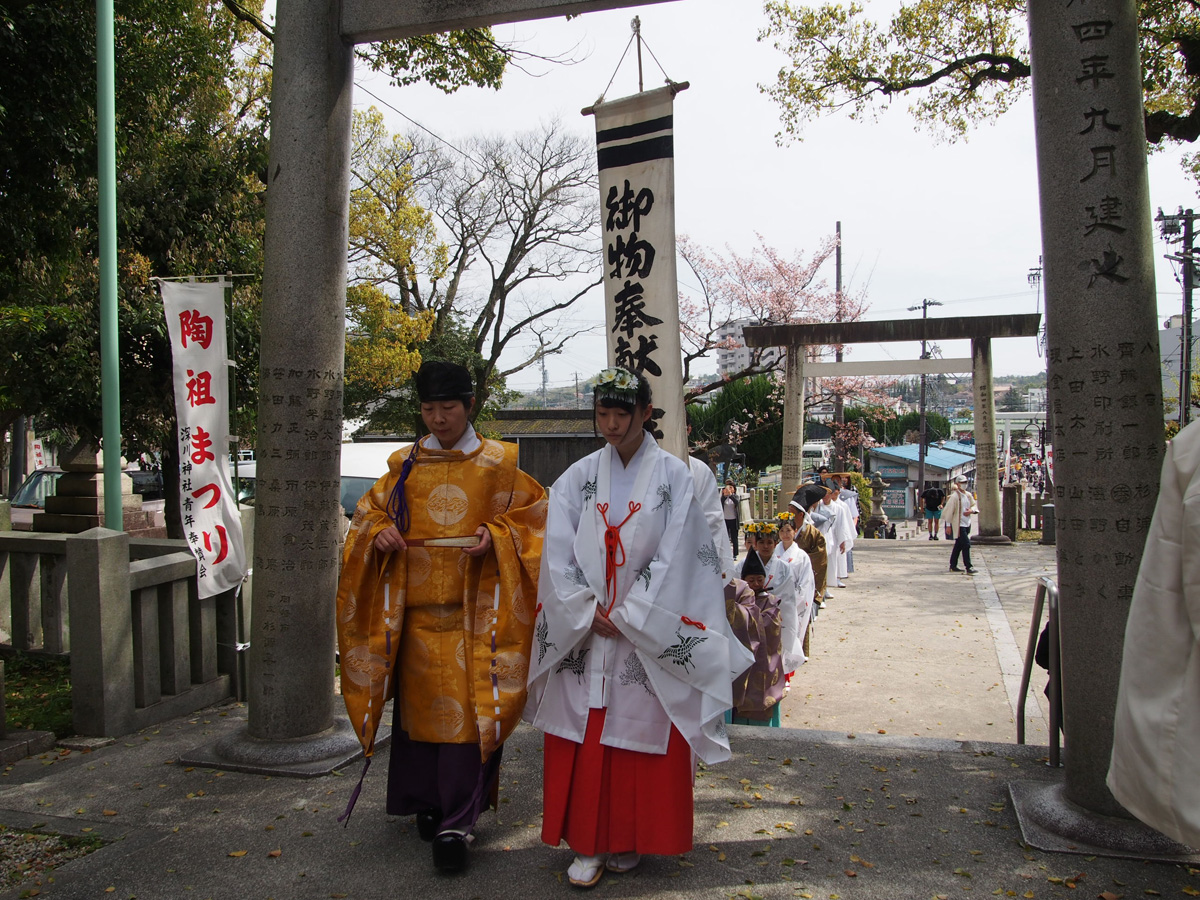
[716,318,784,376]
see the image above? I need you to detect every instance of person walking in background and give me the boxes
[921,481,946,541]
[942,474,978,574]
[721,480,741,560]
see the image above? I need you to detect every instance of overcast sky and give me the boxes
[326,0,1198,393]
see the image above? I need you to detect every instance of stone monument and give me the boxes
[1012,0,1192,858]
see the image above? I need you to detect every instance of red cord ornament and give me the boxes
[597,501,641,616]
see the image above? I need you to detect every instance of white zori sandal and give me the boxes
[606,852,642,872]
[567,854,606,888]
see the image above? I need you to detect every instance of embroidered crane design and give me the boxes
[696,541,721,575]
[653,483,671,511]
[555,646,589,683]
[636,566,651,589]
[619,651,655,696]
[658,629,708,673]
[565,561,589,587]
[582,478,597,506]
[536,612,555,664]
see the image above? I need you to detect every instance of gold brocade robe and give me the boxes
[796,521,827,601]
[336,438,547,762]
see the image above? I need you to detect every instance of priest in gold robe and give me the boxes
[788,483,829,611]
[336,361,546,872]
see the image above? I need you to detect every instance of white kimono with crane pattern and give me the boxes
[524,439,753,765]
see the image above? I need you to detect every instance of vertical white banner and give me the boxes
[593,85,687,461]
[161,281,246,598]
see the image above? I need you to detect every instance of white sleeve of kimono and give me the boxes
[691,456,735,581]
[527,463,598,684]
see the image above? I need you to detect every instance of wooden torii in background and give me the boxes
[744,313,1041,541]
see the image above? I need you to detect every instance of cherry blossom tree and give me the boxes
[678,233,896,447]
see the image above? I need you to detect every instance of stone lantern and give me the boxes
[863,471,889,538]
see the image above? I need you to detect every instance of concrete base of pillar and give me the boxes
[1010,780,1199,862]
[180,716,388,778]
[973,534,1012,545]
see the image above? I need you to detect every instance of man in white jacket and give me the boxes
[1107,421,1200,849]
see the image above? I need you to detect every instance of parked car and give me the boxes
[232,442,411,522]
[9,466,167,531]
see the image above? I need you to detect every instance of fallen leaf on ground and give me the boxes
[228,850,248,858]
[267,849,282,858]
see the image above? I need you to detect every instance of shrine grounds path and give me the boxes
[0,537,1195,899]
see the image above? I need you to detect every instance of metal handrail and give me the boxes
[1016,575,1062,767]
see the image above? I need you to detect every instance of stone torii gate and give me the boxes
[208,0,1179,859]
[744,313,1040,544]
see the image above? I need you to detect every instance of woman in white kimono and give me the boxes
[772,514,815,666]
[526,368,752,888]
[744,520,804,675]
[835,486,856,582]
[814,491,846,591]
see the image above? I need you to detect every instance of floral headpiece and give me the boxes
[744,520,780,536]
[775,511,795,525]
[594,366,640,403]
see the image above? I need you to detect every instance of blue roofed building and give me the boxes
[867,443,976,519]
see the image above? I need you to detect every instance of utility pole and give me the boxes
[907,298,942,510]
[1028,256,1044,356]
[833,222,844,468]
[1156,207,1197,426]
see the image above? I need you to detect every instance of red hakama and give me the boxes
[541,708,694,856]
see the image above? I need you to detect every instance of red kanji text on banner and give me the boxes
[161,281,246,598]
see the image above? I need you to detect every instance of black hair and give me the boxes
[593,370,654,440]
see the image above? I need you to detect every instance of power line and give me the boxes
[354,80,488,168]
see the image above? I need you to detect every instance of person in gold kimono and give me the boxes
[335,361,546,872]
[788,483,829,612]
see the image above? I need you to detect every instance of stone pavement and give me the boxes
[0,539,1195,900]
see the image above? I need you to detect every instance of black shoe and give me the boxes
[416,809,442,842]
[949,567,961,572]
[432,831,469,872]
[965,567,978,575]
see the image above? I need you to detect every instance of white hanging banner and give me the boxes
[161,281,246,598]
[592,85,687,461]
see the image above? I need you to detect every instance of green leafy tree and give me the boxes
[688,375,786,472]
[845,406,951,446]
[1000,386,1026,411]
[0,1,270,466]
[0,1,517,531]
[760,0,1199,172]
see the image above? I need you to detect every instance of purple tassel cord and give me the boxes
[337,756,371,827]
[386,443,420,533]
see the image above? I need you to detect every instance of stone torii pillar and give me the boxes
[1010,0,1191,858]
[779,347,806,510]
[971,338,1008,544]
